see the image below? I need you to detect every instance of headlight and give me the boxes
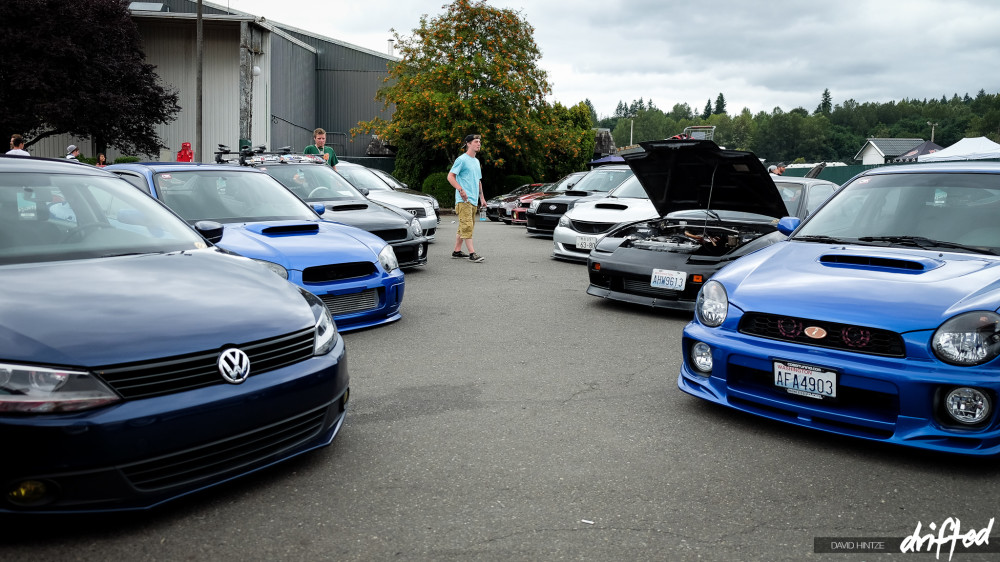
[0,363,120,413]
[253,259,288,279]
[932,311,1000,366]
[431,198,439,210]
[410,219,423,237]
[530,200,541,211]
[696,280,728,327]
[558,214,571,227]
[378,245,399,272]
[300,289,338,356]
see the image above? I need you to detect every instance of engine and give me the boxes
[621,218,774,256]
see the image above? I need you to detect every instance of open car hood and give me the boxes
[622,139,788,218]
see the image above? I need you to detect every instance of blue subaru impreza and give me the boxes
[107,162,404,332]
[679,161,1000,455]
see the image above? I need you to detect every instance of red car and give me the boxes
[499,183,546,224]
[511,184,558,224]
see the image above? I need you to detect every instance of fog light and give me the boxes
[418,244,425,258]
[944,387,991,424]
[593,263,601,271]
[690,342,713,373]
[7,480,55,507]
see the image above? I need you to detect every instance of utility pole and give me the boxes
[927,121,938,143]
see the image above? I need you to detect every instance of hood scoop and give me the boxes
[594,202,629,211]
[563,190,590,196]
[329,203,369,212]
[256,223,320,236]
[819,252,943,273]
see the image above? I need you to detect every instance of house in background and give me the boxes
[32,0,396,162]
[853,138,924,165]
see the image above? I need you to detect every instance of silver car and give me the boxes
[337,162,439,241]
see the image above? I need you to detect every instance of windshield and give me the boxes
[153,170,318,223]
[262,164,366,202]
[548,172,587,193]
[338,166,392,192]
[795,172,1000,251]
[572,168,634,193]
[607,175,648,199]
[0,173,207,265]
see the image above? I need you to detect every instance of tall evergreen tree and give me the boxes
[702,99,713,120]
[815,88,833,116]
[713,93,727,115]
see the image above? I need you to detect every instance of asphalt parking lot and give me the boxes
[3,219,1000,561]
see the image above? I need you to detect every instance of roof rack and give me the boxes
[213,144,325,167]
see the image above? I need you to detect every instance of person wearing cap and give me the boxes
[448,133,486,262]
[303,127,338,170]
[7,134,29,156]
[66,144,81,162]
[769,162,786,176]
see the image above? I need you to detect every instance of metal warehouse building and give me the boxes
[36,0,396,162]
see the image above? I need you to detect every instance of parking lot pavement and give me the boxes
[5,220,1000,561]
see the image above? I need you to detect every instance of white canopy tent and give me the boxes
[917,136,1000,162]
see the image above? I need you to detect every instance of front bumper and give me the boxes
[679,314,1000,456]
[1,337,349,513]
[551,225,592,262]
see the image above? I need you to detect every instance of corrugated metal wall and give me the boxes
[280,30,395,158]
[268,33,317,152]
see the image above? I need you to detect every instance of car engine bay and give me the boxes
[619,218,776,256]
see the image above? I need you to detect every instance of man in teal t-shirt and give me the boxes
[448,134,486,262]
[304,127,338,170]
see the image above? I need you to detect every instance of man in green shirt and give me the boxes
[304,127,338,170]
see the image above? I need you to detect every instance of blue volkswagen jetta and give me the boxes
[107,162,404,332]
[0,156,348,513]
[680,161,1000,455]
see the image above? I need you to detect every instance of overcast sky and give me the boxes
[218,0,1000,119]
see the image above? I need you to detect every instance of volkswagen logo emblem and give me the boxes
[804,326,827,340]
[218,348,251,384]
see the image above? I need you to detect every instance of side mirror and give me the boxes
[357,186,369,196]
[194,220,224,244]
[312,203,326,216]
[776,216,801,236]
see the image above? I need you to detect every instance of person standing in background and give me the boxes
[304,128,338,171]
[7,134,29,156]
[448,134,486,263]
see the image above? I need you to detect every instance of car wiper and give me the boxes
[793,235,851,244]
[858,236,998,255]
[101,251,166,258]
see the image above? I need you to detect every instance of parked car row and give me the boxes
[0,151,448,514]
[503,138,1000,457]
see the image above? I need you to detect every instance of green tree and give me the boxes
[713,93,727,115]
[701,99,713,119]
[0,0,180,155]
[354,0,589,190]
[815,88,833,116]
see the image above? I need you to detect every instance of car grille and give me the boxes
[537,202,568,215]
[320,288,379,316]
[303,262,377,283]
[120,401,336,491]
[405,207,427,218]
[96,328,315,400]
[569,220,616,234]
[739,312,906,357]
[369,228,408,242]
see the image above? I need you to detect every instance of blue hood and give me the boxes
[0,250,316,367]
[218,220,384,271]
[722,242,1000,331]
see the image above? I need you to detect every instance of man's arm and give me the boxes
[448,172,468,202]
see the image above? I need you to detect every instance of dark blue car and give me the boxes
[107,162,405,332]
[680,161,1000,455]
[0,156,348,513]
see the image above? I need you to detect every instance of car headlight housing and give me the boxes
[695,280,728,327]
[932,311,1000,366]
[530,200,541,211]
[410,219,423,237]
[558,214,571,227]
[0,363,120,413]
[378,245,399,273]
[300,289,338,356]
[253,259,288,279]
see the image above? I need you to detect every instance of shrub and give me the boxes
[114,156,140,164]
[422,172,454,209]
[503,175,533,191]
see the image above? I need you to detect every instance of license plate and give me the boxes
[773,361,837,399]
[576,235,598,250]
[650,269,686,290]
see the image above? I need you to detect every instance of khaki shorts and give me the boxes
[455,201,476,239]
